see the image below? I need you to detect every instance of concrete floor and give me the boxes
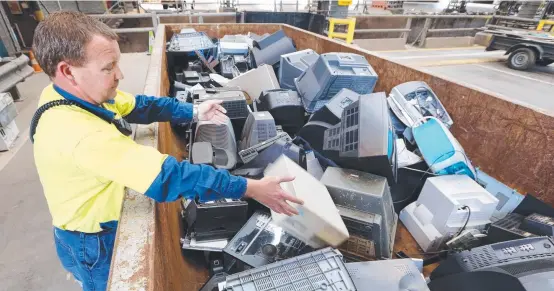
[378,47,554,115]
[0,53,150,291]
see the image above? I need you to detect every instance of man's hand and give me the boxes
[244,176,304,216]
[198,99,228,124]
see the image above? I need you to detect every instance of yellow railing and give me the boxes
[328,17,356,44]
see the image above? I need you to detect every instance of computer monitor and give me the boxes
[399,175,499,251]
[322,92,397,185]
[255,89,305,136]
[321,167,397,259]
[388,81,453,128]
[239,111,277,150]
[251,30,296,68]
[295,89,360,152]
[264,155,349,248]
[191,142,237,170]
[309,88,359,125]
[430,236,554,291]
[295,53,378,113]
[412,117,476,179]
[194,119,237,160]
[295,121,332,153]
[197,91,249,120]
[278,49,319,90]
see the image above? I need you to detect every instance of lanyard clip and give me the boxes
[112,118,133,137]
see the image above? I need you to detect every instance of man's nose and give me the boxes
[115,66,124,80]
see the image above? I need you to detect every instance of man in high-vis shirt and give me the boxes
[32,11,303,291]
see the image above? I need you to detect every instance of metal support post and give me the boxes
[419,18,433,47]
[402,18,412,44]
[151,12,158,33]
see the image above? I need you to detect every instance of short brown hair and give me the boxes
[32,11,118,77]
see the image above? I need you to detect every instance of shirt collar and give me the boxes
[52,84,116,121]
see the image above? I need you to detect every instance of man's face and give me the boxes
[71,34,123,104]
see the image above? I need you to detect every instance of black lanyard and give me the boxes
[30,89,132,143]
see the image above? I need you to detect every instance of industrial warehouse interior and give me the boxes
[0,1,553,291]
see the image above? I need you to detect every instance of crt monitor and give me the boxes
[278,49,319,90]
[309,88,359,125]
[191,142,237,170]
[322,92,397,185]
[295,88,360,152]
[251,30,296,68]
[264,155,349,248]
[194,119,237,159]
[239,111,277,151]
[322,167,398,259]
[255,89,305,136]
[295,121,332,153]
[295,53,378,113]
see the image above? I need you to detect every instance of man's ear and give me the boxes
[57,61,77,86]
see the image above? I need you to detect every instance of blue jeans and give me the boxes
[53,222,117,291]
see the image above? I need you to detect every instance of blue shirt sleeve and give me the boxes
[124,95,193,124]
[144,156,248,203]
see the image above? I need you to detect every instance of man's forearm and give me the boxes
[144,156,247,203]
[124,95,193,124]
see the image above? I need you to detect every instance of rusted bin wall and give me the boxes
[108,23,554,291]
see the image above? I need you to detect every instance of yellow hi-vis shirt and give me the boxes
[33,84,166,233]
